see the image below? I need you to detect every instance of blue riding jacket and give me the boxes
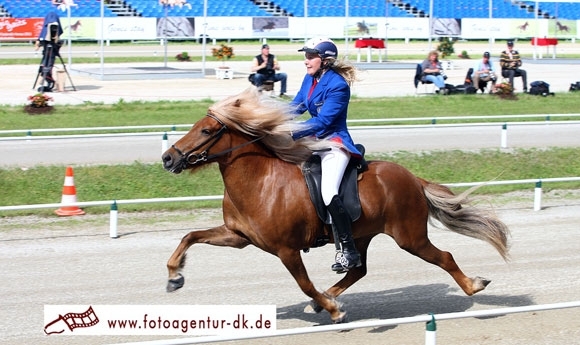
[290,69,362,158]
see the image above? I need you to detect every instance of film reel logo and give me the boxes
[44,306,99,335]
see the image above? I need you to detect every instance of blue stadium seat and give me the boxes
[2,0,579,19]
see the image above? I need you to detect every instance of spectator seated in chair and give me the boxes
[500,40,528,93]
[249,44,288,97]
[470,52,497,93]
[420,50,449,94]
[413,63,433,91]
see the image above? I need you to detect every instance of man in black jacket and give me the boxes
[250,44,288,97]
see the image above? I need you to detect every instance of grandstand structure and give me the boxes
[1,0,579,19]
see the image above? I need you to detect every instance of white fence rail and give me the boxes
[105,301,580,345]
[1,177,579,238]
[1,114,580,140]
[1,176,579,213]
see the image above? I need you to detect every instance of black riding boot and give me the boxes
[327,195,361,273]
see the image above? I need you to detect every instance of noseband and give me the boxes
[172,113,264,169]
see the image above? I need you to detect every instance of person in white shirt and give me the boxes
[471,51,497,93]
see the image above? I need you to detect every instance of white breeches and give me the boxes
[316,146,351,206]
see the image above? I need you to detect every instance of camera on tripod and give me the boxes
[33,11,75,93]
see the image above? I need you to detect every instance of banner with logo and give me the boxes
[44,305,276,336]
[0,18,44,40]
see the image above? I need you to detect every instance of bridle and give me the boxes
[171,113,264,169]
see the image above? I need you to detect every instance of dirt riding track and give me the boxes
[1,194,579,345]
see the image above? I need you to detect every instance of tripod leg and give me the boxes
[33,57,47,90]
[57,55,76,91]
[35,44,53,92]
[32,72,41,90]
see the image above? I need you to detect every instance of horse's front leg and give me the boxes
[166,224,250,292]
[277,248,346,323]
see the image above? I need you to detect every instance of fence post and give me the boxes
[500,123,507,148]
[162,132,168,154]
[109,201,118,238]
[425,314,437,345]
[534,180,542,211]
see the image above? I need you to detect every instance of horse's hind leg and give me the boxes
[166,224,250,292]
[396,227,489,296]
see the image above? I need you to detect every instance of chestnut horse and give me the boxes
[161,88,510,323]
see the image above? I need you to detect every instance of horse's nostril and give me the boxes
[162,153,173,167]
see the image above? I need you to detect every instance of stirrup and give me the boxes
[331,262,347,274]
[331,252,361,274]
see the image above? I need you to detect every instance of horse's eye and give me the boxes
[201,128,211,135]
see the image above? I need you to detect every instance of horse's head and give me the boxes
[162,113,230,174]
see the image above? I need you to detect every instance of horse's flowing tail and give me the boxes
[422,181,511,261]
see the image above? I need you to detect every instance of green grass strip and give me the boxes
[1,148,579,217]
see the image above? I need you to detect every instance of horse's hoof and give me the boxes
[332,311,348,324]
[166,273,184,292]
[471,276,491,295]
[304,300,323,314]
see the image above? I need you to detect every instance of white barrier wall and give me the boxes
[7,16,578,41]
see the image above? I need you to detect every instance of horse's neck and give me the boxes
[218,149,297,199]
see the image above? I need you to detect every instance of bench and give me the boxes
[355,38,385,63]
[532,37,558,59]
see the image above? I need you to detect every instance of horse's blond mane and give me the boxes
[208,87,335,164]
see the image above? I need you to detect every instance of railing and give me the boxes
[1,114,580,139]
[104,301,580,345]
[1,177,579,238]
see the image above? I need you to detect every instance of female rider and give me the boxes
[290,37,362,273]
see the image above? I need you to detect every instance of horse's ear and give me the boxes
[233,98,242,108]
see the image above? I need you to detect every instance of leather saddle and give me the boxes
[301,144,368,248]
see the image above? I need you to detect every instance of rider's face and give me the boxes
[304,53,322,76]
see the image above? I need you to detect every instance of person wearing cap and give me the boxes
[250,44,288,97]
[290,37,362,274]
[500,40,527,92]
[471,51,497,93]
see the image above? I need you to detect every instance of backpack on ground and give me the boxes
[529,81,554,96]
[450,83,476,95]
[569,81,580,92]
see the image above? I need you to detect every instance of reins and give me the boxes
[172,113,264,168]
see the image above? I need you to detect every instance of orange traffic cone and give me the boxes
[55,166,85,216]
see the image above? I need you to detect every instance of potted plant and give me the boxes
[436,37,456,70]
[24,93,54,115]
[492,81,517,100]
[211,43,235,79]
[458,50,470,59]
[436,37,455,58]
[175,51,191,61]
[211,44,235,67]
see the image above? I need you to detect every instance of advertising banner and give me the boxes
[0,18,44,41]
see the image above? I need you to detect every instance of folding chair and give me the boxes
[413,64,435,95]
[249,73,275,96]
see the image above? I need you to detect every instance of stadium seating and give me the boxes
[0,0,578,19]
[124,0,270,18]
[1,0,116,18]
